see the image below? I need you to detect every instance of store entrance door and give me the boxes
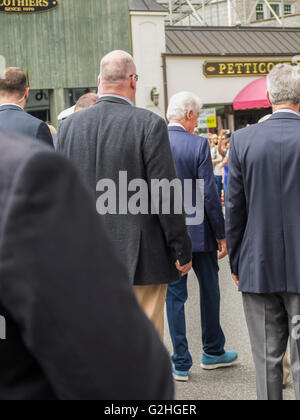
[235,108,272,130]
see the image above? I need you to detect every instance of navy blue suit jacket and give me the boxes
[0,105,53,147]
[226,112,300,294]
[168,126,225,253]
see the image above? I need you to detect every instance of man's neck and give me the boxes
[170,120,189,132]
[100,90,134,103]
[0,98,25,109]
[273,104,300,114]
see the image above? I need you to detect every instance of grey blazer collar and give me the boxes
[0,104,24,112]
[269,112,300,121]
[96,96,132,106]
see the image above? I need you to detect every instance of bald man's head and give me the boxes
[100,50,136,85]
[98,50,137,102]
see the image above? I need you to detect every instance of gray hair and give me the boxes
[167,92,203,121]
[267,64,300,106]
[100,50,135,84]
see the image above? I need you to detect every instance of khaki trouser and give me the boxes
[134,284,168,341]
[283,348,291,387]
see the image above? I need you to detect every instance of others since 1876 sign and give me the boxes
[0,0,58,13]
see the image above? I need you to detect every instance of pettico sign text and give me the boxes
[0,0,58,13]
[203,60,300,78]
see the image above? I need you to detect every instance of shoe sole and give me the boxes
[201,360,238,370]
[173,373,189,382]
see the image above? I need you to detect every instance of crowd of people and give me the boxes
[209,130,231,202]
[0,51,300,401]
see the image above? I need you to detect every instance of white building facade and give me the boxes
[129,0,300,131]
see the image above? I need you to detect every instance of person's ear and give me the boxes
[98,76,101,87]
[266,91,271,105]
[130,77,136,91]
[24,88,30,101]
[186,110,193,120]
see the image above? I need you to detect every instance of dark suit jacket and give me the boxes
[168,126,225,252]
[0,129,174,400]
[0,104,53,147]
[226,112,300,293]
[57,96,192,286]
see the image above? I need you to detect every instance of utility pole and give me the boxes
[281,0,285,27]
[243,0,247,25]
[169,0,173,25]
[228,0,232,26]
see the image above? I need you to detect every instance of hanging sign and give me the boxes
[203,60,299,78]
[0,0,58,13]
[198,108,217,129]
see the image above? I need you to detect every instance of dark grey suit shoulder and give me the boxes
[58,97,192,286]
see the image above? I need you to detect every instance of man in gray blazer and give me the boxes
[226,64,300,400]
[58,50,192,340]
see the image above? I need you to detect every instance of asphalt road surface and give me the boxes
[164,257,296,401]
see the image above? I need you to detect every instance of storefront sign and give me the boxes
[198,108,217,129]
[0,0,58,13]
[203,60,298,78]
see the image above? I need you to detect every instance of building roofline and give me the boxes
[129,0,167,12]
[162,53,298,57]
[165,25,300,32]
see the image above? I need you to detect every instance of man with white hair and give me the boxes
[57,51,192,344]
[226,63,300,400]
[166,92,238,382]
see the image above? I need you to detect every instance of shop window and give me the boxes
[25,90,50,122]
[269,3,294,18]
[269,3,280,18]
[67,88,97,107]
[256,2,293,21]
[284,4,293,15]
[256,3,265,20]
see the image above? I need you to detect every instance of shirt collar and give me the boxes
[168,122,186,131]
[0,103,23,110]
[98,94,134,107]
[273,109,300,117]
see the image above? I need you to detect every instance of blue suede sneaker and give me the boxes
[201,351,238,370]
[172,365,189,382]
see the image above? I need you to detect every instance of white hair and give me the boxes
[167,92,203,121]
[267,64,300,106]
[100,50,135,84]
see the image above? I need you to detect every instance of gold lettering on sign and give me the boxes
[218,64,227,75]
[0,0,55,12]
[204,60,300,78]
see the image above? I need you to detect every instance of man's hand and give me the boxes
[217,238,228,260]
[175,260,192,277]
[232,274,239,288]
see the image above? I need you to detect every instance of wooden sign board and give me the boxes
[203,60,298,78]
[0,0,58,13]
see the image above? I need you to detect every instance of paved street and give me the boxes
[164,257,296,401]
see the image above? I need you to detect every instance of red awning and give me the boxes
[233,77,271,111]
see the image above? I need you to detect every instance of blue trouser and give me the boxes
[166,251,226,372]
[215,176,223,200]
